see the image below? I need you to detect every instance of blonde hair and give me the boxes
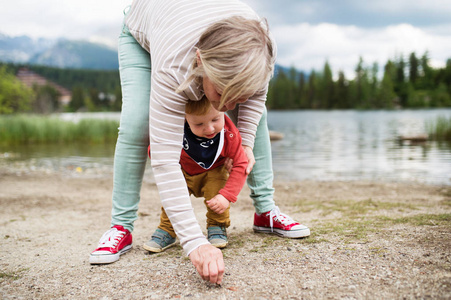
[185,96,212,116]
[177,16,275,109]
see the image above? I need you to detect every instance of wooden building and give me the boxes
[16,68,72,105]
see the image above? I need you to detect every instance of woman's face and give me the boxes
[202,76,247,112]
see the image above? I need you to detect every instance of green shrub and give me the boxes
[0,115,119,145]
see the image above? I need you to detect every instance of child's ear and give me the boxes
[196,49,202,66]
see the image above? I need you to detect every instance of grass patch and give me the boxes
[314,218,379,243]
[261,236,278,247]
[369,246,388,257]
[296,198,417,217]
[387,213,451,226]
[441,188,451,198]
[0,268,27,281]
[426,115,451,141]
[0,114,119,145]
[310,213,451,243]
[0,272,20,280]
[227,234,253,249]
[229,237,245,248]
[180,214,450,253]
[442,199,451,207]
[297,232,329,244]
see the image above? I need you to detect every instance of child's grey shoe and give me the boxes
[143,228,176,253]
[207,226,228,248]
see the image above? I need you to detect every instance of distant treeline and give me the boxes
[267,52,451,109]
[1,51,451,114]
[0,63,122,114]
[3,63,120,92]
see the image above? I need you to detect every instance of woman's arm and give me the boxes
[149,71,208,254]
[149,82,224,284]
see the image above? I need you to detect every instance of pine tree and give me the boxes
[111,85,123,111]
[287,66,299,109]
[69,86,85,112]
[409,52,419,88]
[322,61,334,109]
[354,57,371,108]
[394,54,409,107]
[419,52,433,90]
[376,60,397,108]
[334,71,348,108]
[307,71,317,108]
[298,72,307,108]
[445,59,451,97]
[369,62,379,107]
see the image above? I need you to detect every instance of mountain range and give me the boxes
[0,33,119,70]
[0,32,298,76]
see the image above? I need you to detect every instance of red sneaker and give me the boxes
[89,225,132,264]
[253,206,310,238]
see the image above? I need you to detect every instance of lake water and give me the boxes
[268,109,451,185]
[1,109,450,185]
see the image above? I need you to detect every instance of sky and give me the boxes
[2,0,451,78]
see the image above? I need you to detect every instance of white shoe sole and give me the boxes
[253,226,310,238]
[89,244,132,264]
[142,241,176,253]
[210,240,228,249]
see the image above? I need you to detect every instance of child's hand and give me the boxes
[207,194,230,214]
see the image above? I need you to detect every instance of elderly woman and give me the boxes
[89,0,310,284]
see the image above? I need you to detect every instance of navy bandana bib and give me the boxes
[183,122,224,169]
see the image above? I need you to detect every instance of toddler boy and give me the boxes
[144,96,248,251]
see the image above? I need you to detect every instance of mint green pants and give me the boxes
[111,23,275,232]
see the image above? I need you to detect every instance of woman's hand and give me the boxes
[206,194,230,214]
[243,146,255,174]
[189,244,224,284]
[223,157,233,173]
[224,146,255,174]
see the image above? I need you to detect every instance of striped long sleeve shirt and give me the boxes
[125,0,270,255]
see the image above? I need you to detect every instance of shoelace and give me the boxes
[97,227,125,248]
[268,206,296,232]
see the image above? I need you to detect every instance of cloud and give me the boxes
[272,22,451,78]
[362,0,451,15]
[2,0,450,78]
[245,0,451,28]
[1,0,130,40]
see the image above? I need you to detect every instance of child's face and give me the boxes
[185,106,225,139]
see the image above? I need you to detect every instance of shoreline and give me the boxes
[1,160,450,187]
[1,171,450,299]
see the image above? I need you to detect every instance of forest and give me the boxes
[0,63,122,114]
[267,52,451,109]
[1,51,450,114]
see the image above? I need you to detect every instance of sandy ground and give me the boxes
[0,168,450,299]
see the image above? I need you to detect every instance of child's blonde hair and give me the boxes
[177,16,276,109]
[185,96,212,116]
